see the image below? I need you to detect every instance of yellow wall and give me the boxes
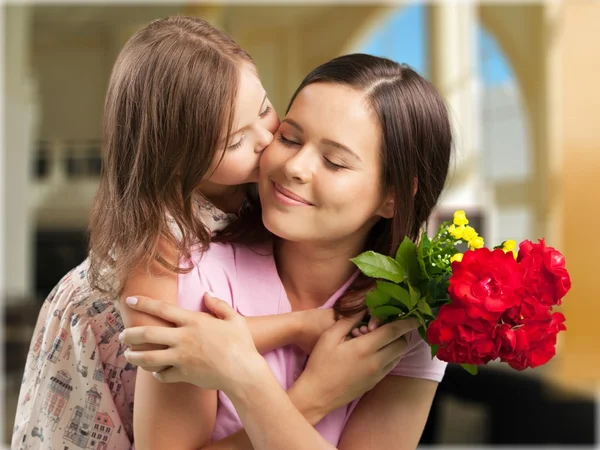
[557,1,600,383]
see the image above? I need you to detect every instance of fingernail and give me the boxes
[206,290,215,297]
[126,297,138,305]
[118,331,125,341]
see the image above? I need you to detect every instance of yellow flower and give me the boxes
[449,224,464,240]
[450,253,463,263]
[502,240,517,251]
[468,236,485,249]
[462,226,477,242]
[453,210,469,226]
[511,250,518,260]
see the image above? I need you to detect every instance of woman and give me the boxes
[122,53,453,449]
[13,16,339,449]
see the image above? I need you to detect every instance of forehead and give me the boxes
[232,62,265,130]
[286,83,381,153]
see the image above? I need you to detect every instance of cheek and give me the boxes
[259,141,287,173]
[324,172,384,216]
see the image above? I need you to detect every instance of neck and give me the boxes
[274,235,368,311]
[198,182,247,214]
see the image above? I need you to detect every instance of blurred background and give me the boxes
[2,1,599,448]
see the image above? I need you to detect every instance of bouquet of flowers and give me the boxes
[351,210,570,374]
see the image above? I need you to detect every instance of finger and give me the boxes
[359,325,369,334]
[124,296,190,326]
[119,326,179,347]
[358,318,419,350]
[327,311,367,341]
[153,367,182,384]
[124,348,177,369]
[351,328,362,338]
[139,364,171,373]
[368,316,381,332]
[203,292,237,321]
[378,334,410,367]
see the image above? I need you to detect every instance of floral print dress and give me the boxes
[12,198,236,450]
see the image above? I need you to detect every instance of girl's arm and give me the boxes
[246,307,334,355]
[120,242,217,450]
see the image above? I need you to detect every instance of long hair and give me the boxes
[88,16,254,295]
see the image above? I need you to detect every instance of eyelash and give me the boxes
[260,105,272,118]
[229,134,244,150]
[277,135,347,171]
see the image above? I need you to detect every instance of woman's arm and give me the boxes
[337,376,439,450]
[120,243,217,450]
[123,300,420,450]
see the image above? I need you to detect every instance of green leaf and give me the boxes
[413,310,427,328]
[365,289,390,311]
[461,364,478,375]
[408,285,420,309]
[417,299,434,318]
[417,234,431,278]
[350,251,405,283]
[372,305,403,320]
[430,344,439,358]
[395,238,422,284]
[376,281,412,310]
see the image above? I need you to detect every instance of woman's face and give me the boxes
[208,62,280,185]
[258,82,394,245]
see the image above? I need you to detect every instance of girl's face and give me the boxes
[208,62,280,186]
[258,82,394,246]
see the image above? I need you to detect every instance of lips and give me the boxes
[272,181,314,206]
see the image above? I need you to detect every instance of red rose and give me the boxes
[518,239,571,306]
[427,305,498,365]
[449,248,522,322]
[498,308,566,371]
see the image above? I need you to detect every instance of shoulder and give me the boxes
[180,241,277,315]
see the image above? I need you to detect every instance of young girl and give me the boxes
[121,54,452,449]
[13,17,351,449]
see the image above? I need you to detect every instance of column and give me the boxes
[427,4,485,216]
[3,5,39,304]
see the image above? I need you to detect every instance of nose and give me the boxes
[255,126,274,154]
[282,148,314,183]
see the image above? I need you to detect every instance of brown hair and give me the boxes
[216,54,453,316]
[88,16,253,294]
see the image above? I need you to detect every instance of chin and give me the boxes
[261,208,308,242]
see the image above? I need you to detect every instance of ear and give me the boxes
[377,191,395,219]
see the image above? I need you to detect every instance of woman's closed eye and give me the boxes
[323,158,347,171]
[278,135,347,170]
[277,134,299,147]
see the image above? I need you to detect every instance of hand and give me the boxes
[295,313,419,420]
[120,294,265,392]
[294,308,336,354]
[350,316,381,338]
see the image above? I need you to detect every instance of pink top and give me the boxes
[178,242,447,446]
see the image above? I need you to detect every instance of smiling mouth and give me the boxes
[272,181,314,206]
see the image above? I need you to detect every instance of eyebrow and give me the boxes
[281,118,362,162]
[230,92,268,137]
